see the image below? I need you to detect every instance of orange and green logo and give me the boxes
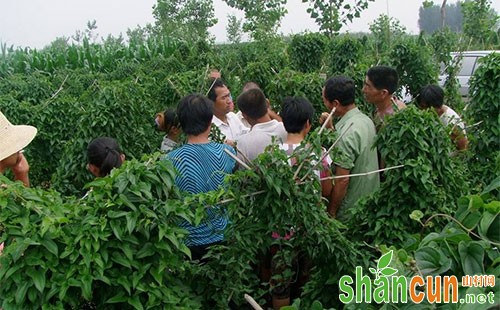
[339,250,496,305]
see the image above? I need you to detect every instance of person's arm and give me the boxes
[451,128,468,151]
[12,152,30,187]
[268,108,282,122]
[327,166,350,217]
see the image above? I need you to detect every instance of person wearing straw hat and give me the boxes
[0,111,37,187]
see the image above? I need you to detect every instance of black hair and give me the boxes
[237,88,268,120]
[87,137,123,177]
[281,97,315,134]
[366,66,399,94]
[324,76,356,106]
[177,94,214,135]
[163,108,179,132]
[207,78,227,102]
[417,84,444,108]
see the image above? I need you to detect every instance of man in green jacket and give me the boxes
[322,76,380,221]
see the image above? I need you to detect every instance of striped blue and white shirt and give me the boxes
[167,142,236,246]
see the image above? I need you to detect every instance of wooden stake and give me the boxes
[319,165,405,181]
[318,107,336,135]
[300,122,353,182]
[244,294,264,310]
[224,148,251,170]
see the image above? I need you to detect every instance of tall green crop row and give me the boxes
[0,36,178,77]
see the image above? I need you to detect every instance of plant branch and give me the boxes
[216,165,404,206]
[423,213,500,247]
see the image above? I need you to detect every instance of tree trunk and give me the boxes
[440,0,447,29]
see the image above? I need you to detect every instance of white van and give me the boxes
[438,50,499,97]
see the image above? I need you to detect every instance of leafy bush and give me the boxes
[266,68,325,122]
[390,36,438,100]
[349,106,468,246]
[326,35,364,76]
[0,155,202,309]
[189,135,363,308]
[465,52,500,188]
[383,182,500,309]
[288,33,327,73]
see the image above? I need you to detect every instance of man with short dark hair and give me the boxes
[280,97,332,198]
[236,88,287,162]
[323,76,379,220]
[236,82,282,127]
[207,79,247,143]
[362,65,406,131]
[166,94,236,260]
[417,84,468,151]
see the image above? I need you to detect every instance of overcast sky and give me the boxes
[1,0,499,49]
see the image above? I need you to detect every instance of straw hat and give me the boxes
[0,111,37,161]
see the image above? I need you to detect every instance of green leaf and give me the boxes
[128,295,144,310]
[15,281,30,304]
[481,176,500,194]
[106,292,128,304]
[409,210,424,222]
[41,238,59,256]
[458,241,485,275]
[81,274,92,300]
[27,268,46,293]
[126,213,137,234]
[377,250,393,269]
[415,246,452,276]
[478,211,499,243]
[111,252,131,268]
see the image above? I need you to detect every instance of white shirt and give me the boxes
[160,136,177,153]
[236,120,288,163]
[440,105,466,132]
[279,143,332,178]
[212,112,248,141]
[235,111,251,128]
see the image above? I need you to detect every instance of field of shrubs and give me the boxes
[0,28,498,309]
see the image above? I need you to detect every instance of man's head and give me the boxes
[363,66,399,104]
[207,79,232,117]
[322,76,356,114]
[242,81,261,93]
[177,94,214,136]
[417,84,444,109]
[237,88,268,123]
[281,97,314,134]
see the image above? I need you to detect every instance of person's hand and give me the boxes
[12,152,30,187]
[319,112,334,130]
[224,139,236,147]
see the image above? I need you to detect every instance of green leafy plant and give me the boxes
[288,33,327,73]
[465,52,500,189]
[0,154,202,309]
[349,106,468,246]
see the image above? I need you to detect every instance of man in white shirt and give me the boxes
[236,82,282,129]
[417,84,468,151]
[207,79,247,143]
[236,88,288,163]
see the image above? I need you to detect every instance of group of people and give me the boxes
[0,65,468,262]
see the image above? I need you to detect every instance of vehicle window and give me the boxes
[458,56,477,76]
